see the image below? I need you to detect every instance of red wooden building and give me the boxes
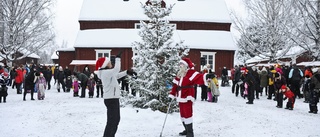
[57,0,236,77]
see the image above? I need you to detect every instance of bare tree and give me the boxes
[0,0,55,64]
[231,0,294,63]
[290,0,320,61]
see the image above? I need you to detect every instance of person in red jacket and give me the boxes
[169,58,208,137]
[281,85,295,110]
[14,65,24,94]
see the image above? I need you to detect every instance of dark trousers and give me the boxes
[16,83,22,94]
[23,88,34,100]
[291,80,302,98]
[268,85,275,99]
[309,90,319,112]
[103,99,120,137]
[232,80,239,94]
[247,85,254,103]
[255,85,260,99]
[200,85,207,101]
[47,79,51,90]
[96,85,103,97]
[80,82,87,97]
[237,84,244,97]
[261,86,268,96]
[57,80,66,92]
[276,91,283,107]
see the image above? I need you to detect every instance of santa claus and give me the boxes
[169,57,208,137]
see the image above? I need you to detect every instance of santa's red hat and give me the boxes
[179,58,194,69]
[95,57,110,70]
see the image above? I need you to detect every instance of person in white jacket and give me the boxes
[95,55,134,137]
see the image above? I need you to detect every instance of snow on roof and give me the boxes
[51,51,58,60]
[57,47,75,51]
[245,46,306,64]
[79,0,232,23]
[297,61,320,66]
[20,48,40,59]
[74,29,236,51]
[70,60,96,65]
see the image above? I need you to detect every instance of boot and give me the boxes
[31,91,35,100]
[186,123,194,137]
[3,97,6,103]
[179,122,187,136]
[57,89,60,92]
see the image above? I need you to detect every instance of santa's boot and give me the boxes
[179,122,187,136]
[186,123,194,137]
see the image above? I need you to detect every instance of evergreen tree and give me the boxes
[131,0,189,113]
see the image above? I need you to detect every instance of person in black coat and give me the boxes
[251,66,261,99]
[56,66,66,92]
[94,73,103,98]
[23,68,37,101]
[241,67,256,104]
[274,72,287,108]
[44,66,52,90]
[74,72,88,98]
[64,66,72,78]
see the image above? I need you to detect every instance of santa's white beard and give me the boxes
[177,66,187,78]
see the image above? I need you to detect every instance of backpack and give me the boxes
[292,68,301,81]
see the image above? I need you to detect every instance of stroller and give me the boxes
[220,75,230,87]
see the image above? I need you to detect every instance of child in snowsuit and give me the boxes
[72,77,80,97]
[207,73,220,103]
[0,72,9,103]
[87,74,95,98]
[281,85,295,110]
[36,73,47,100]
[65,76,72,92]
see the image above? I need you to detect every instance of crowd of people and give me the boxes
[228,63,320,114]
[0,63,137,103]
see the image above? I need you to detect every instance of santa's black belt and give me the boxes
[177,86,194,91]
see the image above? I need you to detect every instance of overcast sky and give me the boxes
[53,0,245,48]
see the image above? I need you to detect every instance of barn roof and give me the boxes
[74,29,236,51]
[79,0,232,23]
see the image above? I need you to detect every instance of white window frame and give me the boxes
[200,51,216,72]
[95,49,111,60]
[134,23,141,29]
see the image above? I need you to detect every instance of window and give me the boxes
[135,23,176,29]
[95,49,111,60]
[200,51,216,72]
[135,23,141,29]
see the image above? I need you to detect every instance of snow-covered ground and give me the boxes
[1,80,320,137]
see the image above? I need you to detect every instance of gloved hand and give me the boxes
[283,97,287,101]
[116,50,123,58]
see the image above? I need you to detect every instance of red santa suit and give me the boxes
[169,58,208,136]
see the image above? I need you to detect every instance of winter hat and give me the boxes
[40,73,44,77]
[240,67,247,73]
[95,57,110,70]
[281,85,287,90]
[179,58,194,69]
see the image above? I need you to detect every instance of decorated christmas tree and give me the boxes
[130,0,189,113]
